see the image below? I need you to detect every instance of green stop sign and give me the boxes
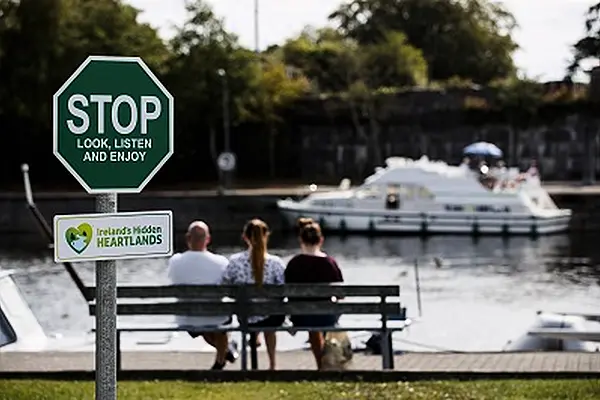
[53,56,174,193]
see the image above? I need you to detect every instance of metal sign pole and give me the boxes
[95,192,118,400]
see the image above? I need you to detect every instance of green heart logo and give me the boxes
[64,223,93,254]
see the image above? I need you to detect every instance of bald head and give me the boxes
[186,220,210,251]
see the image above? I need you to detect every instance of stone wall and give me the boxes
[286,84,597,183]
[293,113,598,183]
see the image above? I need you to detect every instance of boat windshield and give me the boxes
[355,185,382,199]
[356,184,435,200]
[478,168,540,193]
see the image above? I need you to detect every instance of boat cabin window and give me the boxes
[311,199,334,207]
[0,305,16,348]
[355,185,382,200]
[445,205,464,211]
[392,184,435,200]
[356,184,434,201]
[417,186,434,199]
[445,204,510,213]
[475,205,511,213]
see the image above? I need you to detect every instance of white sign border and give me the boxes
[52,55,175,194]
[53,210,173,263]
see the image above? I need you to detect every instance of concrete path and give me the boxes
[2,350,599,373]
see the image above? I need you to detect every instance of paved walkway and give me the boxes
[2,350,599,373]
[544,183,600,195]
[0,185,339,199]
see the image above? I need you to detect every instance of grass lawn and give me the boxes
[0,379,599,400]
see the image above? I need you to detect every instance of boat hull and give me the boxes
[277,203,570,236]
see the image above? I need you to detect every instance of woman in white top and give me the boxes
[221,219,285,370]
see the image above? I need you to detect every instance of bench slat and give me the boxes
[244,285,399,298]
[85,284,400,299]
[111,285,239,299]
[90,301,402,316]
[94,324,410,334]
[90,302,237,316]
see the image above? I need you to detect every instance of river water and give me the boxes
[1,232,599,352]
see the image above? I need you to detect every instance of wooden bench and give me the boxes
[87,284,409,372]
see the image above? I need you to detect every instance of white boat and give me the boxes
[277,156,571,235]
[504,311,600,352]
[0,269,233,354]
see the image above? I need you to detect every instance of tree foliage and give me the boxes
[569,2,600,76]
[329,0,517,84]
[0,0,564,187]
[0,0,168,135]
[280,26,427,93]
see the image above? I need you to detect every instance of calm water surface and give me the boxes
[1,233,599,352]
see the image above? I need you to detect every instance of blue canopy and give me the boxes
[463,142,503,158]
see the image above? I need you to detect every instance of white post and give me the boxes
[254,0,259,53]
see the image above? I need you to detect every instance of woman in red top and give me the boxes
[285,221,344,369]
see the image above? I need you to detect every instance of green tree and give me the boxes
[362,31,428,88]
[56,0,169,74]
[0,0,61,128]
[164,0,263,173]
[244,55,309,177]
[0,0,19,68]
[281,27,427,168]
[0,0,169,136]
[568,2,600,76]
[0,0,171,186]
[281,27,356,92]
[329,0,517,84]
[281,26,427,92]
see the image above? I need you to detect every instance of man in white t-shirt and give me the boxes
[167,220,238,370]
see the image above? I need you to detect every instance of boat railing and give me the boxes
[20,164,92,302]
[1,264,65,278]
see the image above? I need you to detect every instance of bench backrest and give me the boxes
[87,284,404,321]
[87,284,399,299]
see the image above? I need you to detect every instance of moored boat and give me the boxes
[504,311,600,352]
[277,156,571,236]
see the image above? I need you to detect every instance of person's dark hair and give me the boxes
[296,217,314,234]
[243,219,270,286]
[299,222,323,246]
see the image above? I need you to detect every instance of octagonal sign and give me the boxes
[53,55,174,193]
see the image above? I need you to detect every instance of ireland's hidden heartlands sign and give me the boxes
[53,56,174,193]
[53,211,173,262]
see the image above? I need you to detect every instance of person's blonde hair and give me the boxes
[243,219,270,286]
